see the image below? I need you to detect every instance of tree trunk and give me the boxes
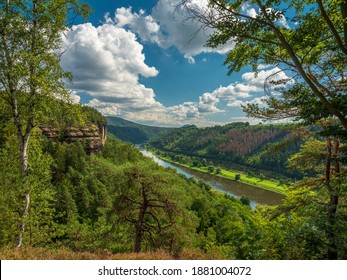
[13,99,33,248]
[327,194,338,259]
[134,204,147,253]
[17,191,30,248]
[16,0,38,248]
[254,0,347,130]
[134,183,148,253]
[325,137,339,260]
[16,130,31,248]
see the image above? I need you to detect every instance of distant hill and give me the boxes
[149,122,303,178]
[106,116,172,144]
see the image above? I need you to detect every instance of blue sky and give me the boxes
[61,0,291,127]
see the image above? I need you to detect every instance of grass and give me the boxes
[155,153,287,195]
[216,169,286,194]
[0,247,224,260]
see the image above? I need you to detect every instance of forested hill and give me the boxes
[149,122,303,177]
[107,116,172,144]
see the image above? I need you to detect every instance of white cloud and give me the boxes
[258,64,272,70]
[241,67,292,88]
[114,7,162,45]
[60,11,292,127]
[86,99,120,116]
[227,100,244,107]
[263,7,290,29]
[211,84,252,100]
[109,2,290,65]
[228,96,266,108]
[277,16,290,29]
[198,67,292,109]
[60,21,229,126]
[197,92,223,113]
[69,91,81,104]
[61,22,161,112]
[111,3,234,63]
[241,4,257,18]
[169,103,201,120]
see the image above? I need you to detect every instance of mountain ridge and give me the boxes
[148,122,302,178]
[106,116,172,144]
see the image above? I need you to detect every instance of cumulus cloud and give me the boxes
[169,102,200,120]
[86,99,120,116]
[59,21,226,126]
[197,92,223,113]
[69,91,81,104]
[129,67,291,124]
[111,3,234,64]
[241,3,258,18]
[241,67,293,88]
[212,84,253,100]
[258,64,272,70]
[61,22,161,112]
[113,7,162,45]
[108,2,290,65]
[227,100,244,108]
[195,67,292,109]
[59,6,292,127]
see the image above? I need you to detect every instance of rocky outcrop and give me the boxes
[39,124,107,153]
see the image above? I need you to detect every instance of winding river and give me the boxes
[138,146,285,209]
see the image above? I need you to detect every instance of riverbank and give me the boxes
[148,147,287,195]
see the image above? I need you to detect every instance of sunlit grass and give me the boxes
[0,247,223,260]
[157,155,287,195]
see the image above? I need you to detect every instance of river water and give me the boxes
[138,146,285,209]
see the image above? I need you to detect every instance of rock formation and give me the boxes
[39,124,107,153]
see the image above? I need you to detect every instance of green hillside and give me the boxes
[107,116,172,144]
[149,122,303,178]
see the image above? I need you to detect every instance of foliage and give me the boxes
[1,123,347,259]
[150,122,302,177]
[0,130,57,248]
[178,0,347,129]
[1,0,347,257]
[107,116,171,144]
[0,0,90,247]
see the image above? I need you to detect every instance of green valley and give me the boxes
[148,122,303,180]
[1,0,347,262]
[107,116,171,144]
[146,146,287,195]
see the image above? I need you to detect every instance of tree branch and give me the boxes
[316,0,347,55]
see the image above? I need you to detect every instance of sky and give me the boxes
[60,0,291,127]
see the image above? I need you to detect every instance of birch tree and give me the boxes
[0,0,89,247]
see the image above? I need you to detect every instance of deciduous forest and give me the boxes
[1,0,347,260]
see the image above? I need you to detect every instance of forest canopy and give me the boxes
[1,0,347,260]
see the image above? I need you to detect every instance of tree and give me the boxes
[115,164,191,253]
[207,166,215,173]
[177,0,347,129]
[176,0,347,259]
[259,173,265,181]
[0,130,56,247]
[286,123,346,259]
[0,0,89,247]
[240,196,250,206]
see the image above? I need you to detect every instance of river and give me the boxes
[138,146,285,209]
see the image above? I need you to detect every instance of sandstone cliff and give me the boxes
[39,124,107,153]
